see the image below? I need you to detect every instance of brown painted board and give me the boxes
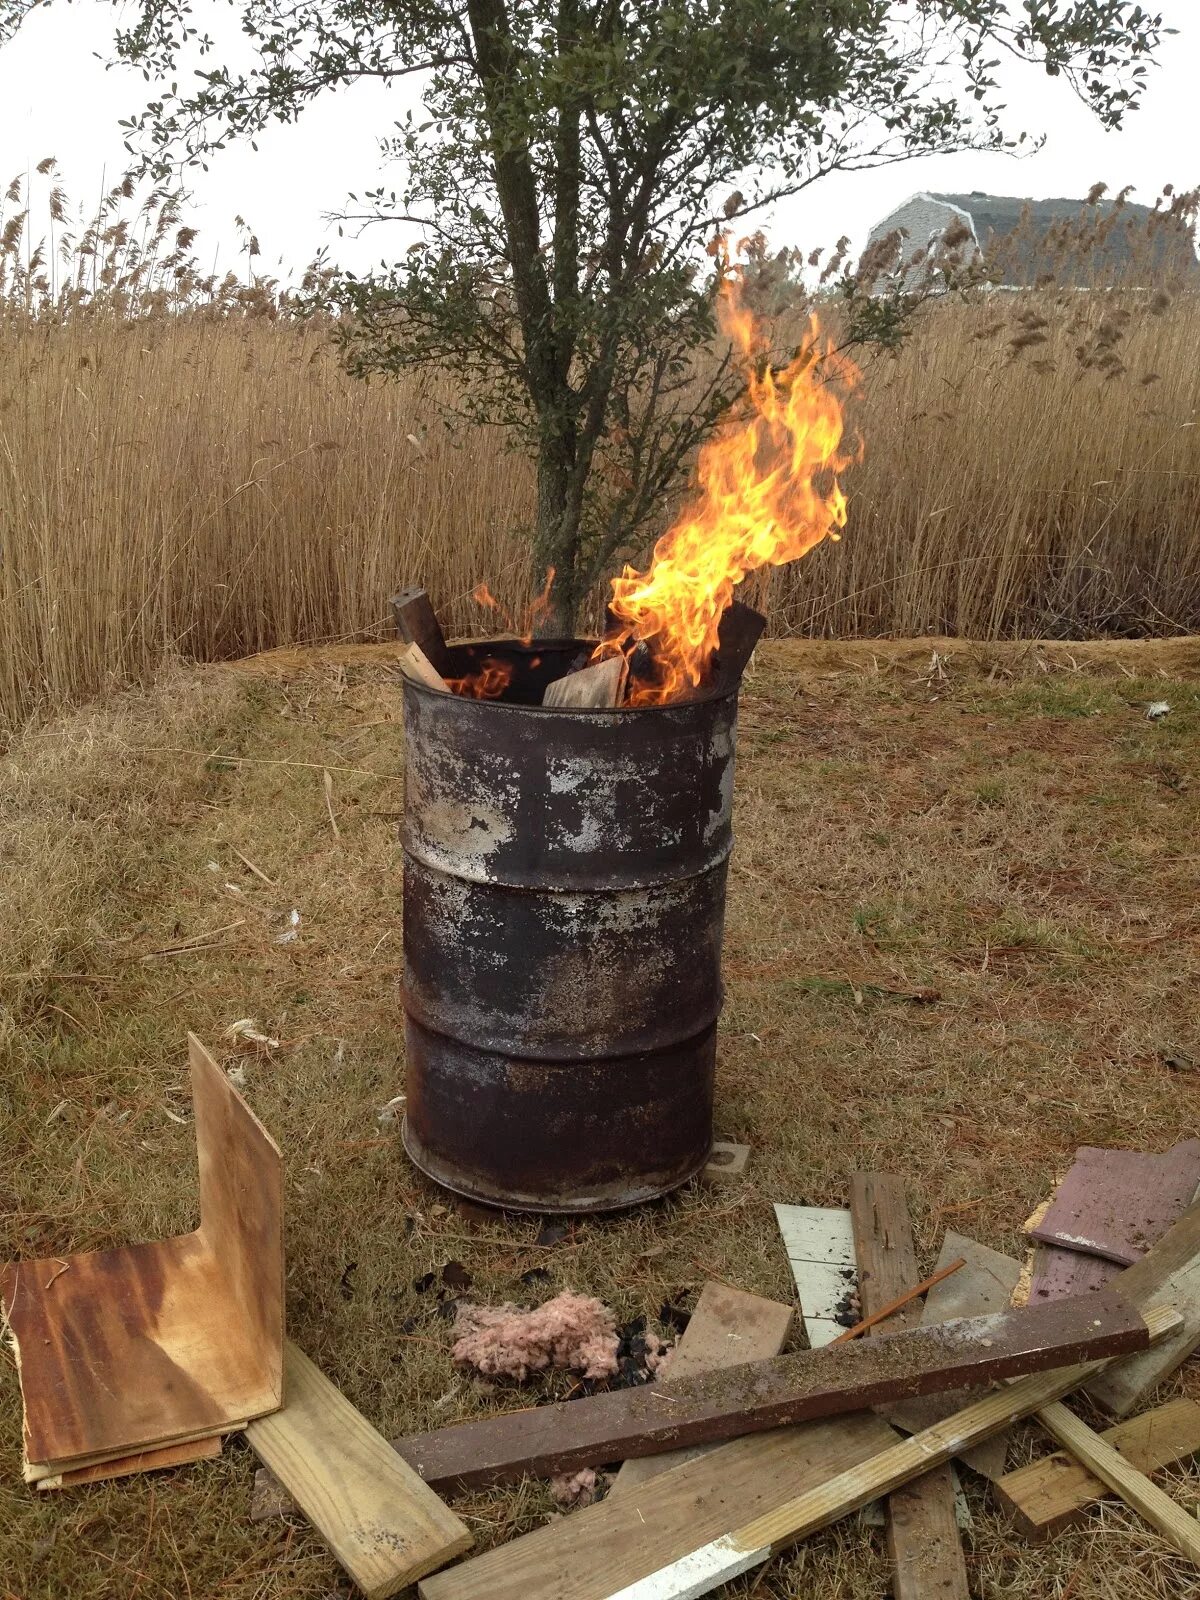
[39,1433,224,1490]
[886,1231,1022,1480]
[1029,1241,1119,1304]
[391,588,452,676]
[418,1411,898,1600]
[610,1304,1184,1600]
[850,1173,968,1600]
[1087,1197,1200,1417]
[995,1396,1200,1541]
[542,654,628,708]
[1029,1141,1200,1265]
[392,1288,1152,1492]
[246,1341,472,1600]
[608,1283,792,1498]
[2,1033,283,1471]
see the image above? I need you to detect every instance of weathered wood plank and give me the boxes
[393,1289,1152,1492]
[885,1231,1022,1480]
[774,1204,857,1347]
[595,1304,1181,1600]
[246,1342,472,1600]
[608,1284,792,1498]
[391,587,452,677]
[1029,1242,1118,1304]
[1034,1398,1200,1564]
[417,1413,899,1600]
[1087,1197,1200,1417]
[850,1173,968,1600]
[3,1034,283,1473]
[1030,1142,1200,1265]
[994,1397,1200,1541]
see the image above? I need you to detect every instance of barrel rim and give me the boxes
[412,635,742,713]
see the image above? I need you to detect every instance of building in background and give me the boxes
[865,191,1198,291]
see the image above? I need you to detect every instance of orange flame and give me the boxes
[446,568,557,698]
[596,263,859,704]
[445,656,513,699]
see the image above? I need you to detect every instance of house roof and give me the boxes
[927,192,1197,285]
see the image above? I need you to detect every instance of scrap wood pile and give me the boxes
[389,585,766,708]
[4,1053,1200,1599]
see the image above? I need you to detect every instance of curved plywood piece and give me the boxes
[2,1033,283,1474]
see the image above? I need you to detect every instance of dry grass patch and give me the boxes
[2,638,1199,1599]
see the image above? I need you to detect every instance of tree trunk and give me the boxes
[534,432,585,635]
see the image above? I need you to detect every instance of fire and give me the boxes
[446,571,557,698]
[596,261,859,704]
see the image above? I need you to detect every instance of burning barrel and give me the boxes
[400,636,744,1213]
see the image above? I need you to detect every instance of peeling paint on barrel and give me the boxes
[399,638,739,1212]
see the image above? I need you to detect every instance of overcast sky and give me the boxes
[1,1,1196,284]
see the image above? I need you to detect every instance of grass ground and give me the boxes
[2,637,1199,1600]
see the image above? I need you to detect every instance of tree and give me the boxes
[1,0,1168,629]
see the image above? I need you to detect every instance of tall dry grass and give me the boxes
[2,170,1199,730]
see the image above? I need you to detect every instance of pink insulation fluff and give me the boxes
[451,1290,620,1381]
[549,1468,601,1509]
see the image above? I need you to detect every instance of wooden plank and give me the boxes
[1029,1242,1118,1304]
[2,1034,283,1471]
[25,1420,246,1484]
[391,587,452,676]
[774,1204,857,1347]
[995,1397,1200,1540]
[713,600,767,689]
[246,1341,472,1600]
[392,1289,1152,1492]
[596,1303,1182,1600]
[1034,1398,1200,1564]
[1087,1197,1200,1417]
[418,1413,899,1600]
[398,642,450,692]
[850,1173,968,1600]
[885,1231,1022,1480]
[608,1283,792,1498]
[38,1434,223,1490]
[1029,1142,1200,1265]
[542,654,628,708]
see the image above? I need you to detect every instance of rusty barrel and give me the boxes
[400,639,738,1213]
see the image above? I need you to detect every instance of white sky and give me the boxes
[1,0,1196,282]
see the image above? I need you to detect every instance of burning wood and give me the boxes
[542,654,628,708]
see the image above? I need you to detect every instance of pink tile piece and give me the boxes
[1029,1141,1200,1267]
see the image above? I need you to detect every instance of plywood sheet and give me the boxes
[2,1033,283,1470]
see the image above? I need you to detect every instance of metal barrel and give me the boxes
[400,638,738,1212]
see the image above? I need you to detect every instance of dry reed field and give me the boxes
[2,177,1199,732]
[2,639,1199,1599]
